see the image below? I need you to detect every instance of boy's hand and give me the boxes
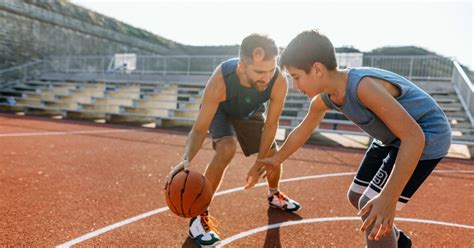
[258,156,281,181]
[244,161,267,189]
[164,160,190,190]
[358,194,397,241]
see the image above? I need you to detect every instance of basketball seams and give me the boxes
[188,174,207,216]
[166,175,181,216]
[180,170,191,217]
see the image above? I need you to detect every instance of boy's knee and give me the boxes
[358,195,371,213]
[347,190,362,210]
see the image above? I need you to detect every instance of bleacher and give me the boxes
[0,77,472,148]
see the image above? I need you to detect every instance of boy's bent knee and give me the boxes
[347,190,362,210]
[358,195,371,213]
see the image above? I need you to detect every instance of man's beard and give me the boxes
[248,79,267,92]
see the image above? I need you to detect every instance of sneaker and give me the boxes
[189,211,221,247]
[397,230,412,248]
[268,191,301,212]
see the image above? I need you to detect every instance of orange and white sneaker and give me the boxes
[189,211,221,247]
[268,191,301,212]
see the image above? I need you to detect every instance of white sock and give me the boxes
[268,188,279,197]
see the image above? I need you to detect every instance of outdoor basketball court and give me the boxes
[1,113,473,247]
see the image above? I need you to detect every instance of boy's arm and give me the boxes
[244,94,328,189]
[273,94,328,163]
[356,77,425,240]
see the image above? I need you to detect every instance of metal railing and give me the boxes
[363,55,453,80]
[41,54,456,81]
[46,55,234,76]
[0,60,44,88]
[452,59,474,126]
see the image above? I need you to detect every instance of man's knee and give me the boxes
[214,138,237,163]
[347,190,362,210]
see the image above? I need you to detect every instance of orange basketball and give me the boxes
[165,170,213,218]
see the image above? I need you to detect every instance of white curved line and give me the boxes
[0,129,136,137]
[55,169,472,247]
[218,216,474,246]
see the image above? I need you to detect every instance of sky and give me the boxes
[71,0,473,69]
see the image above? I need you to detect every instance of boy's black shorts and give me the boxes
[349,141,442,210]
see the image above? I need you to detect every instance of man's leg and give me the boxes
[264,148,281,189]
[204,137,237,195]
[265,147,301,212]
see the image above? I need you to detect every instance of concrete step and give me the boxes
[57,95,92,104]
[107,113,156,124]
[66,110,107,120]
[134,99,178,109]
[121,106,170,117]
[93,97,134,106]
[80,103,121,113]
[43,100,79,110]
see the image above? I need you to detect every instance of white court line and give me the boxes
[218,216,474,246]
[0,129,137,137]
[55,169,473,248]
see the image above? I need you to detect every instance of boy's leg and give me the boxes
[358,146,442,248]
[347,142,391,209]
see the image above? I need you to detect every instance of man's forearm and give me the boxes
[257,123,278,159]
[182,129,208,162]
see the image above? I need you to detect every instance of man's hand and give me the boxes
[164,160,190,190]
[244,161,267,189]
[358,194,397,241]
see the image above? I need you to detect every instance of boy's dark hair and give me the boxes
[239,33,278,64]
[279,29,337,73]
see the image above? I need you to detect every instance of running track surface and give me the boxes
[0,113,473,247]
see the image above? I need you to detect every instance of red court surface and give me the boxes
[1,113,473,247]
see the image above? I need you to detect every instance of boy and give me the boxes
[247,29,451,247]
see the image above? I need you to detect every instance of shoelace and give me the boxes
[274,192,288,208]
[200,213,220,234]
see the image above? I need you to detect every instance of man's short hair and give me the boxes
[239,33,278,64]
[279,29,337,73]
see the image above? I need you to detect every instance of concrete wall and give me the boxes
[0,0,187,69]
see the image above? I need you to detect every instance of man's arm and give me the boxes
[181,67,226,162]
[272,95,328,163]
[256,73,288,159]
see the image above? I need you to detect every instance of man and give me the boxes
[164,33,301,247]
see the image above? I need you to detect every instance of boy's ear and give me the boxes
[312,62,326,77]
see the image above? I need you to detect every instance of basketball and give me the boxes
[165,170,213,218]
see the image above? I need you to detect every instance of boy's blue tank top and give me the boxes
[321,67,451,160]
[217,58,278,118]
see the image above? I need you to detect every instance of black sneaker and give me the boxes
[398,230,412,248]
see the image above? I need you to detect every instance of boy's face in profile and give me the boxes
[285,66,320,98]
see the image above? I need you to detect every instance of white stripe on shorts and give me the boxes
[363,187,406,210]
[349,182,367,194]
